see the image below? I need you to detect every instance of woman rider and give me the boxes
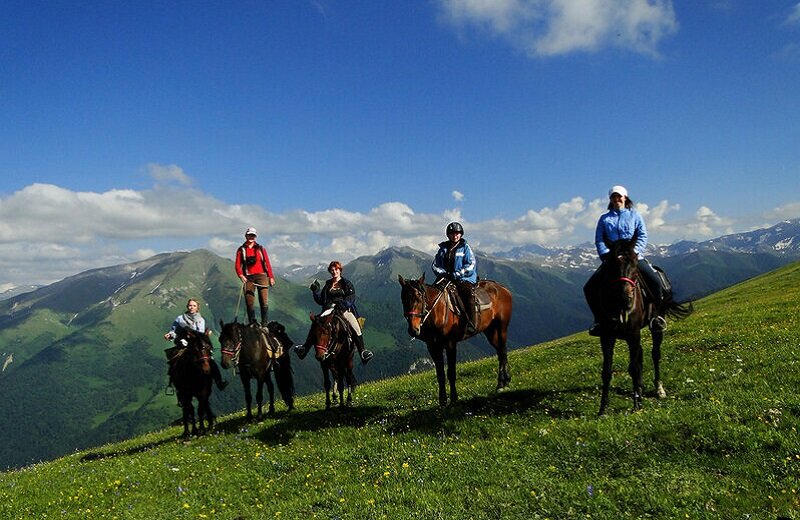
[164,298,228,392]
[583,185,667,336]
[432,221,478,336]
[295,261,374,364]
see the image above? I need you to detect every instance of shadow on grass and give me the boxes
[80,437,175,462]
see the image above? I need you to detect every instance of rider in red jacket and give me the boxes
[235,227,275,326]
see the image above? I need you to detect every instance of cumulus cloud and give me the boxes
[0,180,793,287]
[438,0,678,57]
[452,190,465,202]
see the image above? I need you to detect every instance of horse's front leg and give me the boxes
[241,374,254,422]
[264,371,276,416]
[427,342,447,406]
[627,333,644,411]
[445,343,459,404]
[599,335,615,416]
[255,379,265,421]
[650,327,666,398]
[322,365,332,410]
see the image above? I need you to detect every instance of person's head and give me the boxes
[607,185,634,210]
[186,299,200,314]
[244,227,257,243]
[446,222,464,243]
[328,261,343,278]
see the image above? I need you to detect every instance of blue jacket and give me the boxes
[595,208,648,258]
[432,239,477,284]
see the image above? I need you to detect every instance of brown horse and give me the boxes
[398,274,513,406]
[596,237,693,415]
[298,311,356,409]
[169,329,215,438]
[218,320,295,421]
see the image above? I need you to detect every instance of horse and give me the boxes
[168,329,215,438]
[298,311,356,409]
[596,237,693,415]
[398,274,513,406]
[218,319,295,421]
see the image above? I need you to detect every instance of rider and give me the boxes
[583,185,667,336]
[164,298,228,392]
[296,261,374,364]
[432,221,478,336]
[235,227,275,327]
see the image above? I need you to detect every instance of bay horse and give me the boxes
[169,329,215,438]
[298,311,356,410]
[398,274,513,406]
[596,237,693,415]
[218,319,295,421]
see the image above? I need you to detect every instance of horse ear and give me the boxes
[398,275,405,285]
[309,312,315,322]
[219,319,224,329]
[418,274,425,284]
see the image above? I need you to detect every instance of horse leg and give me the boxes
[651,327,666,398]
[427,343,447,406]
[485,322,511,390]
[599,335,615,416]
[255,378,265,421]
[323,365,332,410]
[179,395,192,439]
[628,333,644,411]
[346,370,355,407]
[242,374,254,422]
[264,371,276,416]
[446,343,458,404]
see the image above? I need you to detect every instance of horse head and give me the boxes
[398,274,427,337]
[218,319,243,370]
[603,237,641,322]
[183,329,212,375]
[303,312,338,362]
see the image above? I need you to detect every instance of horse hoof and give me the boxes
[655,382,667,399]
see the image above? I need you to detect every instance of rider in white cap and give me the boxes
[234,227,276,326]
[583,185,666,335]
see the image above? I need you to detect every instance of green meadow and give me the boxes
[2,262,799,519]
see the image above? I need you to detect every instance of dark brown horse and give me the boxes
[169,329,215,438]
[218,320,295,421]
[298,311,356,409]
[596,238,693,415]
[398,274,513,406]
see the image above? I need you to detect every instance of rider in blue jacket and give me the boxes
[584,185,666,336]
[432,222,479,335]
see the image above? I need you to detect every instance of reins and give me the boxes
[405,281,450,327]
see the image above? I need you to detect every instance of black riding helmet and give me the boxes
[446,222,464,235]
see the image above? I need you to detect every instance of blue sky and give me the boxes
[1,0,799,288]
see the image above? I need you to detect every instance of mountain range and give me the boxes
[1,218,799,469]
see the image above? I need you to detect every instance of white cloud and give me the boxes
[0,181,796,287]
[787,2,800,26]
[147,163,193,187]
[438,0,678,57]
[452,190,465,202]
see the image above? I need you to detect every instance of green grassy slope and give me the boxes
[1,262,799,519]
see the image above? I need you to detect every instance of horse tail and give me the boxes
[275,352,295,407]
[663,293,694,321]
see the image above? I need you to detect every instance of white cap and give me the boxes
[608,185,628,198]
[245,227,257,237]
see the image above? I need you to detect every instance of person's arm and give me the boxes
[432,246,447,278]
[261,246,275,284]
[458,244,476,280]
[595,217,610,259]
[633,212,648,256]
[234,248,246,281]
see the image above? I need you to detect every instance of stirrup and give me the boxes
[360,350,373,363]
[293,344,308,360]
[588,323,602,337]
[650,316,667,331]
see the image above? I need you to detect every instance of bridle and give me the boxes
[403,281,448,327]
[220,324,243,365]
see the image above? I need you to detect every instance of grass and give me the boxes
[2,263,800,519]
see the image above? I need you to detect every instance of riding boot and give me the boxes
[293,343,310,359]
[260,305,269,328]
[353,334,373,364]
[247,308,257,325]
[210,360,228,390]
[462,286,478,337]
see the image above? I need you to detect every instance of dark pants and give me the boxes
[244,274,270,323]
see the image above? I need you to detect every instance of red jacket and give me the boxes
[235,243,274,278]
